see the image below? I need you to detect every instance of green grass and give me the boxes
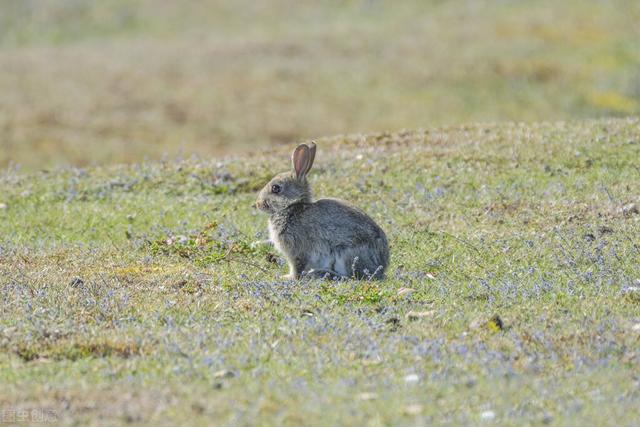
[1,118,639,425]
[1,0,639,169]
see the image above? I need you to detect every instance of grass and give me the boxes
[1,117,639,425]
[1,1,639,423]
[1,0,639,169]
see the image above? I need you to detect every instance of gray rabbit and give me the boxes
[255,142,389,280]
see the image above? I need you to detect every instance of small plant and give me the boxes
[147,221,274,269]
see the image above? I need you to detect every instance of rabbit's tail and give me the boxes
[365,236,390,280]
[376,236,390,270]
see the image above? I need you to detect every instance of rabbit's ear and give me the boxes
[292,144,311,179]
[307,142,317,172]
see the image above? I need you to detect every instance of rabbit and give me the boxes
[255,142,389,280]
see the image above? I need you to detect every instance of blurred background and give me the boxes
[1,0,638,170]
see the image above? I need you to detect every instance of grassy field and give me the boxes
[1,0,640,425]
[1,0,639,169]
[1,118,639,425]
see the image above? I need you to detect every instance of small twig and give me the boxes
[434,230,482,254]
[225,255,269,273]
[218,246,269,273]
[433,230,489,273]
[599,184,616,203]
[106,233,124,253]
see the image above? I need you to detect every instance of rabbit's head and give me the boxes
[256,142,316,214]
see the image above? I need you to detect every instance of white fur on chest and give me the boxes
[268,220,284,253]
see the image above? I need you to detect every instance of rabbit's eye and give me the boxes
[271,184,282,194]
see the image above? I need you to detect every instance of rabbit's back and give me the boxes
[307,198,385,242]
